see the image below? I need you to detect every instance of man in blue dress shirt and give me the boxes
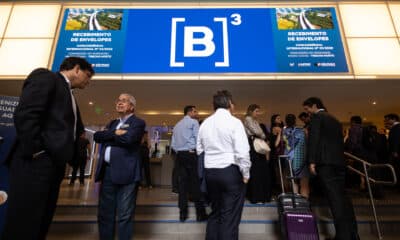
[171,105,207,222]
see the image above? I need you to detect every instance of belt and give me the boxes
[177,149,196,154]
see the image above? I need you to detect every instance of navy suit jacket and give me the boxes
[94,115,146,185]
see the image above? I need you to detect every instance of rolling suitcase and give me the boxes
[277,155,319,240]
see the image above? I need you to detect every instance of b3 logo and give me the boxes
[170,14,242,68]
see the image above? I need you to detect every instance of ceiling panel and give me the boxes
[1,79,399,129]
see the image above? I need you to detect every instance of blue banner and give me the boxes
[0,95,18,234]
[53,7,348,73]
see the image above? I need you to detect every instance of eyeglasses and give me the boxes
[115,99,131,104]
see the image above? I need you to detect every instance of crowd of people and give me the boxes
[171,95,363,240]
[2,56,399,240]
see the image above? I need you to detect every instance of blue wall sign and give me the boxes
[53,7,348,73]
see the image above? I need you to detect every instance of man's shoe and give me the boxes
[179,212,188,222]
[196,213,209,222]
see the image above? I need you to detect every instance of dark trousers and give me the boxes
[142,157,152,187]
[318,165,359,240]
[70,157,87,184]
[172,153,179,193]
[1,152,65,240]
[176,152,205,215]
[205,165,246,240]
[98,166,138,240]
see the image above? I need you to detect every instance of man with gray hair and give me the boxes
[94,93,146,240]
[197,90,251,240]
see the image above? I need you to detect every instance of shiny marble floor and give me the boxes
[58,179,178,206]
[59,178,400,206]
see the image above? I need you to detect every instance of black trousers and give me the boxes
[176,151,205,215]
[142,156,152,187]
[2,152,65,240]
[70,157,87,184]
[317,165,359,240]
[205,165,246,240]
[172,152,179,193]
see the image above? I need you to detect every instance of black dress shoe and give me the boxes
[196,213,209,222]
[180,212,188,222]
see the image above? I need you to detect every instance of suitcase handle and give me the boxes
[278,155,297,194]
[278,155,288,194]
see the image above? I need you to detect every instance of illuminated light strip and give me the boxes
[354,75,378,79]
[169,112,182,115]
[141,111,161,115]
[140,111,212,116]
[198,111,211,115]
[198,3,335,9]
[0,75,359,81]
[0,75,26,80]
[122,75,199,80]
[199,75,276,80]
[276,75,354,80]
[92,75,122,80]
[63,3,336,10]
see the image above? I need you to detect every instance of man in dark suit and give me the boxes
[303,97,359,240]
[1,57,94,240]
[94,93,145,240]
[384,113,400,188]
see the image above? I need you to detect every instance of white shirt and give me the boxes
[61,73,77,140]
[196,108,251,179]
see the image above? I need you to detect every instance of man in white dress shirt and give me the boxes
[197,90,251,240]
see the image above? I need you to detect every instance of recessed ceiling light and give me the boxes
[372,101,377,105]
[89,101,94,106]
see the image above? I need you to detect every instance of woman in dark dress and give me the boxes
[244,104,272,203]
[269,114,285,194]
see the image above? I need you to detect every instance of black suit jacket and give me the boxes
[307,110,345,167]
[11,68,83,167]
[388,124,400,155]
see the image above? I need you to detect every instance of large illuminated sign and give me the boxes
[53,7,348,73]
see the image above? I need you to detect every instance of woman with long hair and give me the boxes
[269,114,285,194]
[244,104,272,203]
